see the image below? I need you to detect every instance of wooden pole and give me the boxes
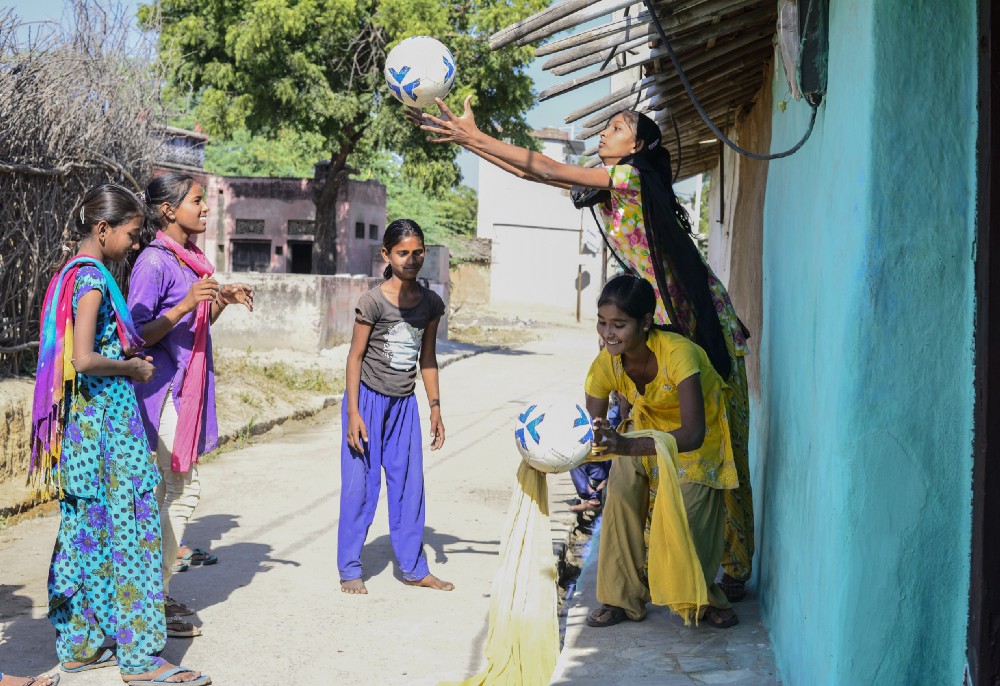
[511,0,645,49]
[539,28,771,102]
[534,14,653,58]
[575,45,773,132]
[489,0,634,50]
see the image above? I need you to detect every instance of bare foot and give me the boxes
[403,574,455,591]
[0,674,58,686]
[123,661,205,683]
[341,578,368,594]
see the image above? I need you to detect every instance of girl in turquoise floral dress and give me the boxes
[31,184,210,685]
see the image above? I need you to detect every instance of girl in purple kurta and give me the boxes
[128,172,253,637]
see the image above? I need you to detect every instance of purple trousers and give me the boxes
[338,383,429,582]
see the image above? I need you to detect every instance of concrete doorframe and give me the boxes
[968,0,1000,683]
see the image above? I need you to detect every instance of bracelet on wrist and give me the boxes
[429,399,440,409]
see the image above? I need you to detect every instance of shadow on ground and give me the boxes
[356,527,500,583]
[0,583,54,678]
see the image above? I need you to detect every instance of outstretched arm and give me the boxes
[411,97,611,190]
[467,144,574,190]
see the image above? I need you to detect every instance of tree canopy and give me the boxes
[142,0,547,272]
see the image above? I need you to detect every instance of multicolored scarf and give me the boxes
[155,231,214,473]
[30,255,143,491]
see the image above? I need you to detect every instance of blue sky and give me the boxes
[11,0,609,189]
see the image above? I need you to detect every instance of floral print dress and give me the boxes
[48,266,166,675]
[601,164,756,583]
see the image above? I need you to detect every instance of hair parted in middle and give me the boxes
[381,218,425,280]
[598,273,681,335]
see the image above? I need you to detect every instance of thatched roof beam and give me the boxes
[533,13,652,58]
[564,74,665,124]
[542,30,651,72]
[488,0,598,50]
[549,34,655,76]
[538,25,770,102]
[514,0,755,51]
[576,78,761,140]
[576,45,772,130]
[548,4,772,77]
[490,0,639,51]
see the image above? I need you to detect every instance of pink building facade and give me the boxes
[158,172,386,275]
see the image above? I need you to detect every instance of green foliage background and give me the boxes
[146,0,545,267]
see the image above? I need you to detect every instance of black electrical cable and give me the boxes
[642,0,819,161]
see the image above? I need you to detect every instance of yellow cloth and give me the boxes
[606,430,709,624]
[444,461,560,686]
[585,329,737,490]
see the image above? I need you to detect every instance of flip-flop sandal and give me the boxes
[177,548,218,567]
[702,606,740,629]
[164,596,194,617]
[123,666,211,685]
[21,675,60,686]
[166,618,203,638]
[585,605,631,628]
[719,574,746,602]
[61,646,118,672]
[170,560,189,574]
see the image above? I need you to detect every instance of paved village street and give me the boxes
[0,323,596,684]
[0,319,779,685]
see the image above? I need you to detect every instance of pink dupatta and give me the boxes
[156,231,214,472]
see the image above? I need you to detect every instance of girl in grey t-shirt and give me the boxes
[338,219,453,595]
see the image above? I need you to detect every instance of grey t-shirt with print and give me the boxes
[356,284,446,398]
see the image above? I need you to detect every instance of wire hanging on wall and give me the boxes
[642,0,820,162]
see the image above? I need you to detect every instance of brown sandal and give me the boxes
[702,606,739,628]
[719,574,746,602]
[166,617,202,638]
[586,605,630,628]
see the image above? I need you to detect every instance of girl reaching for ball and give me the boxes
[338,219,453,595]
[411,98,755,601]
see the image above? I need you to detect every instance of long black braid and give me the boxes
[615,111,732,380]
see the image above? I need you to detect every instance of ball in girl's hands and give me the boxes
[384,36,457,109]
[514,401,594,473]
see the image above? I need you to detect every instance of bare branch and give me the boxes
[0,1,165,375]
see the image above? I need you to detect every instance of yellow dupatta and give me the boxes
[445,461,560,686]
[445,430,706,685]
[631,429,709,624]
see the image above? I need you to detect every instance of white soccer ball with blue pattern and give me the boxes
[384,36,457,109]
[514,401,594,473]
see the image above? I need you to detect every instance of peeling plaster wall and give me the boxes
[758,1,977,684]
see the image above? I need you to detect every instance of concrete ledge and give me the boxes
[211,272,383,353]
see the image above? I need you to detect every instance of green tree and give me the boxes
[205,127,328,178]
[699,172,712,235]
[143,0,545,273]
[355,152,477,257]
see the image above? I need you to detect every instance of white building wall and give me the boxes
[477,137,602,316]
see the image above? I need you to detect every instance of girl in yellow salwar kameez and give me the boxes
[584,275,739,628]
[414,100,754,601]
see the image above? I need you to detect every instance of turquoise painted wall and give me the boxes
[758,1,978,683]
